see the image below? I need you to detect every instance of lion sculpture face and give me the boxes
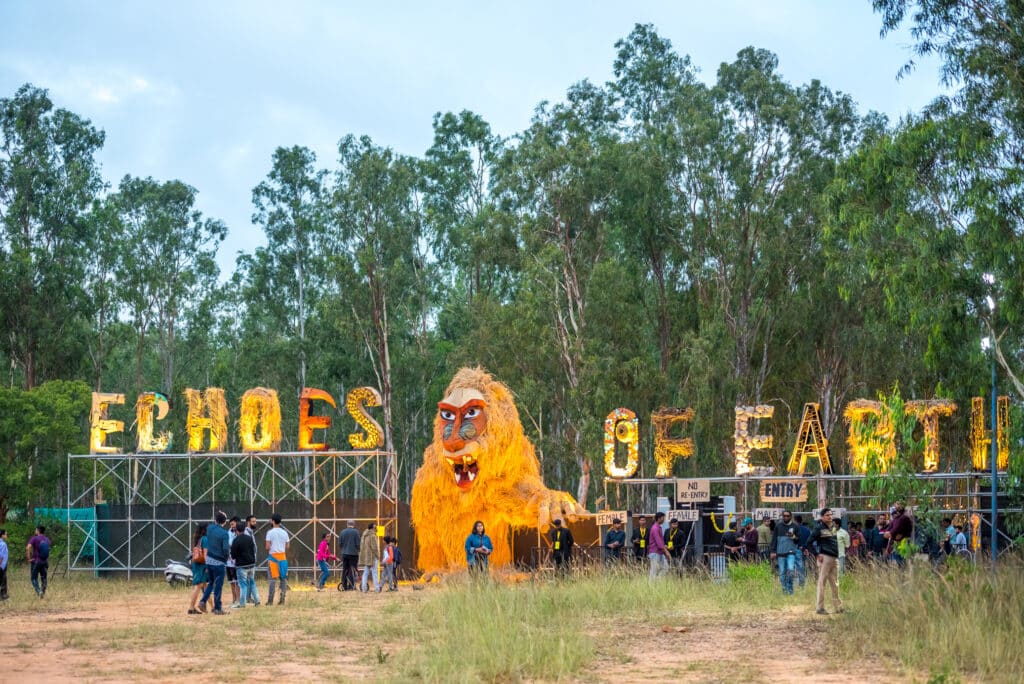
[411,367,544,572]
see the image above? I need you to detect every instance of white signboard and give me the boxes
[595,510,628,526]
[675,478,711,503]
[753,508,784,521]
[665,509,700,523]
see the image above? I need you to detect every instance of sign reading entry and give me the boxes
[760,479,809,502]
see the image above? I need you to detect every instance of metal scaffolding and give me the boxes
[66,450,398,576]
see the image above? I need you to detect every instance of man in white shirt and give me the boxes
[265,513,290,605]
[835,517,851,574]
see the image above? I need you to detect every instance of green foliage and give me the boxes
[0,380,90,523]
[2,16,1023,510]
[859,385,938,531]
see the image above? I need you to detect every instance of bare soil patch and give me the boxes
[0,569,910,683]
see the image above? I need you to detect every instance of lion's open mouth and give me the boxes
[452,461,479,489]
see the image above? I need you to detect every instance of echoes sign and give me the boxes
[760,479,808,503]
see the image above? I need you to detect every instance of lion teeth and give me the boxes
[468,471,476,482]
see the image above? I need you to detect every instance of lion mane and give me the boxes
[410,367,583,573]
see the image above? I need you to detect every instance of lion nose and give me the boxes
[443,436,466,452]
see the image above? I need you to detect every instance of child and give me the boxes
[381,536,396,592]
[316,532,338,591]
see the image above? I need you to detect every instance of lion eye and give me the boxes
[440,409,455,421]
[464,408,481,419]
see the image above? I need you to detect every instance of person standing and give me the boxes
[381,536,397,591]
[757,516,772,560]
[885,503,914,566]
[807,508,842,615]
[338,520,361,591]
[550,519,575,577]
[243,515,261,606]
[603,518,626,564]
[200,512,230,614]
[952,524,968,554]
[230,522,257,608]
[266,513,289,605]
[741,517,759,560]
[664,519,685,568]
[188,523,209,614]
[465,521,493,575]
[631,515,648,562]
[835,518,851,574]
[26,525,50,599]
[316,532,339,591]
[358,522,380,592]
[721,522,743,563]
[770,510,800,595]
[0,529,9,601]
[647,512,670,579]
[795,514,811,587]
[226,517,241,607]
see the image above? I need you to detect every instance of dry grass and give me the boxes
[0,562,972,682]
[834,558,1024,683]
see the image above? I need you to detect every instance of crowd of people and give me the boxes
[587,501,972,614]
[187,513,401,615]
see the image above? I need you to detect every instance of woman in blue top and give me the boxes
[465,521,493,574]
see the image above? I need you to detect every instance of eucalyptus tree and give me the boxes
[609,24,697,374]
[423,110,515,302]
[872,0,1024,399]
[325,134,427,476]
[494,81,622,504]
[0,84,106,389]
[250,145,328,396]
[111,176,226,396]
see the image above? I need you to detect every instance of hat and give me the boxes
[553,518,562,526]
[742,517,753,526]
[611,518,622,524]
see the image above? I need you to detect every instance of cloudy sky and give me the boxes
[0,2,944,275]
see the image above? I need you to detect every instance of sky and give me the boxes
[0,1,945,276]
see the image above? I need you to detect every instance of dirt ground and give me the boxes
[0,569,909,683]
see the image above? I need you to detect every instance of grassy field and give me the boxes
[0,559,1017,682]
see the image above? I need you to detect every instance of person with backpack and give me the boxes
[391,539,403,587]
[380,536,397,592]
[26,525,51,598]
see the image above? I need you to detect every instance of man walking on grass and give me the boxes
[27,525,50,598]
[266,513,289,605]
[807,508,841,615]
[770,510,800,595]
[200,512,231,614]
[338,520,361,591]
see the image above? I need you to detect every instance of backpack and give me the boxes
[37,539,50,561]
[393,545,402,566]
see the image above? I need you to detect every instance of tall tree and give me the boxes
[112,176,225,395]
[496,81,620,503]
[0,84,105,388]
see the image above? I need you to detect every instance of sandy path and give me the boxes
[0,571,907,683]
